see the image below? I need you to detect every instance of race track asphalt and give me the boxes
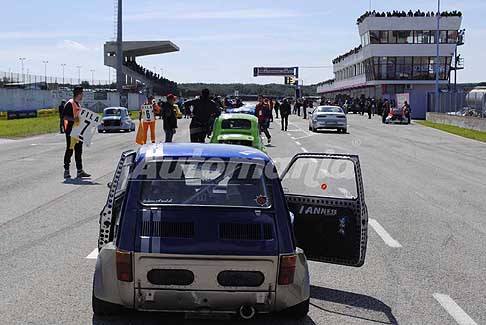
[0,113,484,324]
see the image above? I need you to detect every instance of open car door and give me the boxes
[280,153,368,267]
[98,150,136,250]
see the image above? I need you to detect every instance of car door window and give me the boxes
[281,153,367,267]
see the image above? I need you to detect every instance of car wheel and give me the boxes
[308,124,312,131]
[343,128,347,134]
[97,130,102,133]
[282,299,309,319]
[92,292,123,316]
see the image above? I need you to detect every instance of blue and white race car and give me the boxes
[93,144,368,320]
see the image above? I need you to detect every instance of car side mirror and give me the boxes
[289,211,295,225]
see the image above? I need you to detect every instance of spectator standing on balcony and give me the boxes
[186,89,219,143]
[161,94,178,143]
[139,95,160,144]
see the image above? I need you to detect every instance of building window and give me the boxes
[396,31,413,44]
[370,31,380,44]
[447,30,458,44]
[379,31,389,44]
[439,31,448,44]
[389,31,398,43]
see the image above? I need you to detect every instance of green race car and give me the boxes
[210,113,265,152]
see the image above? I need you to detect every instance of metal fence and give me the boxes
[428,91,486,118]
[0,71,115,90]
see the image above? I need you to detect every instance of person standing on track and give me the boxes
[161,93,178,143]
[273,98,280,119]
[63,86,90,179]
[58,100,66,134]
[186,89,219,143]
[139,95,160,144]
[255,96,272,144]
[280,98,291,131]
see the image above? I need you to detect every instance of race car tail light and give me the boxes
[116,250,133,282]
[278,254,297,285]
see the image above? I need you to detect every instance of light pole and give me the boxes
[19,57,26,83]
[76,66,82,84]
[435,0,441,113]
[61,64,66,85]
[116,0,123,94]
[90,69,95,86]
[42,60,49,84]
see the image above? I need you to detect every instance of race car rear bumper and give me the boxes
[135,289,275,314]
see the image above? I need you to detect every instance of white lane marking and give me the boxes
[369,219,402,248]
[290,136,296,140]
[86,248,98,259]
[433,293,478,325]
[301,147,309,153]
[295,141,302,146]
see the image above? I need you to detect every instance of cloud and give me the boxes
[125,9,327,22]
[0,31,90,40]
[57,40,90,51]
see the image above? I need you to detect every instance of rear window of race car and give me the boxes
[136,159,273,208]
[221,119,252,130]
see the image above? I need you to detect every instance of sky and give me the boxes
[0,0,484,85]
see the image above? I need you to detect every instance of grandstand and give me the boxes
[104,41,180,95]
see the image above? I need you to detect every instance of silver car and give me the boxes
[93,144,368,320]
[98,107,136,133]
[309,106,347,133]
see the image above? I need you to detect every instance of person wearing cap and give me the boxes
[184,89,220,143]
[63,86,90,179]
[161,93,178,143]
[139,95,161,144]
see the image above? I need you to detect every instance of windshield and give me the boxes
[104,109,122,116]
[139,160,272,208]
[221,119,252,129]
[316,106,343,113]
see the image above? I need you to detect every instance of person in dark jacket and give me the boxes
[161,93,178,142]
[185,89,220,143]
[58,100,66,134]
[255,96,272,144]
[280,99,291,131]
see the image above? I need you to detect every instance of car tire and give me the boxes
[92,292,122,316]
[282,299,310,319]
[98,129,102,133]
[308,124,312,131]
[342,128,347,134]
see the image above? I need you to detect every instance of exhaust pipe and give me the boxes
[239,305,256,320]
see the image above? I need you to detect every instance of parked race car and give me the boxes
[98,107,136,133]
[93,144,368,320]
[210,113,265,151]
[309,106,348,133]
[385,106,410,124]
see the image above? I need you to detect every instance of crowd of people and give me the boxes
[320,94,411,124]
[123,59,178,94]
[357,10,463,24]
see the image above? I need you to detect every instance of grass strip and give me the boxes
[0,115,61,138]
[416,120,486,142]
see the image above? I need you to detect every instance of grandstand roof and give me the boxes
[104,41,180,58]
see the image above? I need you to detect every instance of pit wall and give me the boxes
[0,88,146,113]
[426,112,486,132]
